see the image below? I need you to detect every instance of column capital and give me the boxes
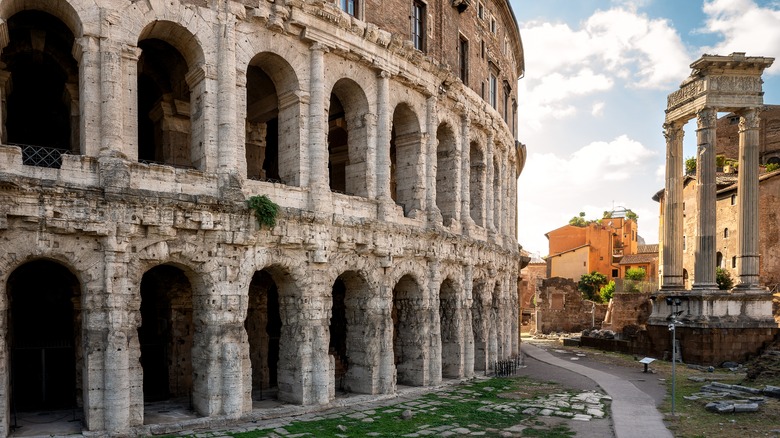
[663,121,684,140]
[377,69,390,79]
[73,35,100,62]
[696,107,717,129]
[738,107,761,131]
[309,41,329,53]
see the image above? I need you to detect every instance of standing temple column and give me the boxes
[661,121,685,289]
[693,107,718,289]
[736,108,761,288]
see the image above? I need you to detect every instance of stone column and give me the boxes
[693,107,718,289]
[364,112,378,199]
[736,108,761,288]
[376,71,392,205]
[217,12,237,171]
[462,264,475,377]
[100,40,123,155]
[74,36,101,156]
[485,133,495,235]
[661,121,685,289]
[460,113,473,231]
[308,43,331,211]
[121,45,142,160]
[0,69,10,144]
[425,96,442,223]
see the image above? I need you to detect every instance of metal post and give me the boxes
[671,313,676,415]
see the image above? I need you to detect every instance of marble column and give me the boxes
[736,108,761,288]
[661,121,685,289]
[693,107,718,289]
[75,36,101,156]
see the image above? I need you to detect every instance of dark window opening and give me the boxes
[246,65,281,182]
[328,93,348,193]
[246,270,282,398]
[412,1,426,52]
[458,36,469,84]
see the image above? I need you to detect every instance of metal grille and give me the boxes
[15,144,71,169]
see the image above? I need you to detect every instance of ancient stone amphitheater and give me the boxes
[0,0,525,435]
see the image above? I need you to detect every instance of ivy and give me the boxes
[247,195,279,229]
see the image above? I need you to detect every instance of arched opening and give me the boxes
[436,124,458,225]
[469,142,485,226]
[246,64,280,182]
[7,260,81,420]
[716,251,724,269]
[2,11,78,167]
[439,278,460,378]
[138,265,194,404]
[471,280,487,372]
[246,270,282,400]
[489,284,501,362]
[328,79,370,197]
[329,270,375,394]
[327,93,348,193]
[137,38,192,168]
[390,104,423,216]
[683,269,689,290]
[392,274,424,386]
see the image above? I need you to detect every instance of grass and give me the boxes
[221,377,579,438]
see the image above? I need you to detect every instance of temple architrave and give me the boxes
[649,53,778,365]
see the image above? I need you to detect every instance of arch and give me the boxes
[6,259,83,420]
[469,141,486,226]
[246,268,285,399]
[0,0,86,38]
[329,270,376,394]
[328,78,370,197]
[438,277,461,378]
[392,274,425,386]
[471,279,489,372]
[138,264,195,404]
[136,20,207,170]
[2,10,79,163]
[436,122,458,225]
[245,52,302,185]
[390,103,423,216]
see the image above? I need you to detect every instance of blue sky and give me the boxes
[510,0,780,256]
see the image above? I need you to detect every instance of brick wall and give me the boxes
[536,277,607,333]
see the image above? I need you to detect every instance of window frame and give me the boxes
[489,73,497,109]
[411,0,427,52]
[458,34,469,84]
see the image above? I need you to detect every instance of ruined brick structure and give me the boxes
[0,0,525,435]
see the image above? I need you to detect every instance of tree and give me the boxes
[600,280,615,302]
[624,267,646,281]
[685,157,697,175]
[578,271,608,302]
[716,267,734,290]
[569,211,587,227]
[625,209,638,221]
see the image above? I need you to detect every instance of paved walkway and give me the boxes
[522,342,673,438]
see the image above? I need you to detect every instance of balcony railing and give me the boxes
[13,144,71,169]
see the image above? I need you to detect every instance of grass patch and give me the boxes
[223,377,579,438]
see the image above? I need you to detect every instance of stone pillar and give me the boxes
[427,259,442,385]
[736,108,761,288]
[463,264,475,377]
[364,112,378,199]
[460,114,473,231]
[376,71,392,209]
[100,40,123,155]
[693,107,718,289]
[308,43,331,211]
[217,12,237,172]
[425,96,442,223]
[74,36,101,156]
[485,133,495,234]
[121,45,142,160]
[661,121,685,289]
[185,64,218,172]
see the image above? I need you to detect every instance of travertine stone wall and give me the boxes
[0,0,525,436]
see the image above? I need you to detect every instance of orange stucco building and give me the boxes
[545,216,638,281]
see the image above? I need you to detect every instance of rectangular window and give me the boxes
[731,193,737,205]
[503,81,510,122]
[478,1,484,19]
[412,1,426,52]
[340,0,357,16]
[732,256,737,269]
[480,81,485,100]
[724,228,729,238]
[490,17,497,33]
[489,73,497,109]
[481,40,485,59]
[458,35,469,83]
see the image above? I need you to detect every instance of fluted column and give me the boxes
[693,107,718,289]
[661,121,685,289]
[736,108,761,288]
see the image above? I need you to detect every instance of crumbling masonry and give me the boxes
[0,0,525,435]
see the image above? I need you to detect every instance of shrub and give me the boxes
[766,162,780,172]
[600,280,615,303]
[716,267,734,290]
[578,271,608,303]
[247,195,279,228]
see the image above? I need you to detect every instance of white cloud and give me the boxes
[700,0,780,75]
[591,101,606,116]
[518,6,690,134]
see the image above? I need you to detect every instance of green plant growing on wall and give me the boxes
[624,267,646,292]
[600,280,615,303]
[766,162,780,172]
[247,195,279,228]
